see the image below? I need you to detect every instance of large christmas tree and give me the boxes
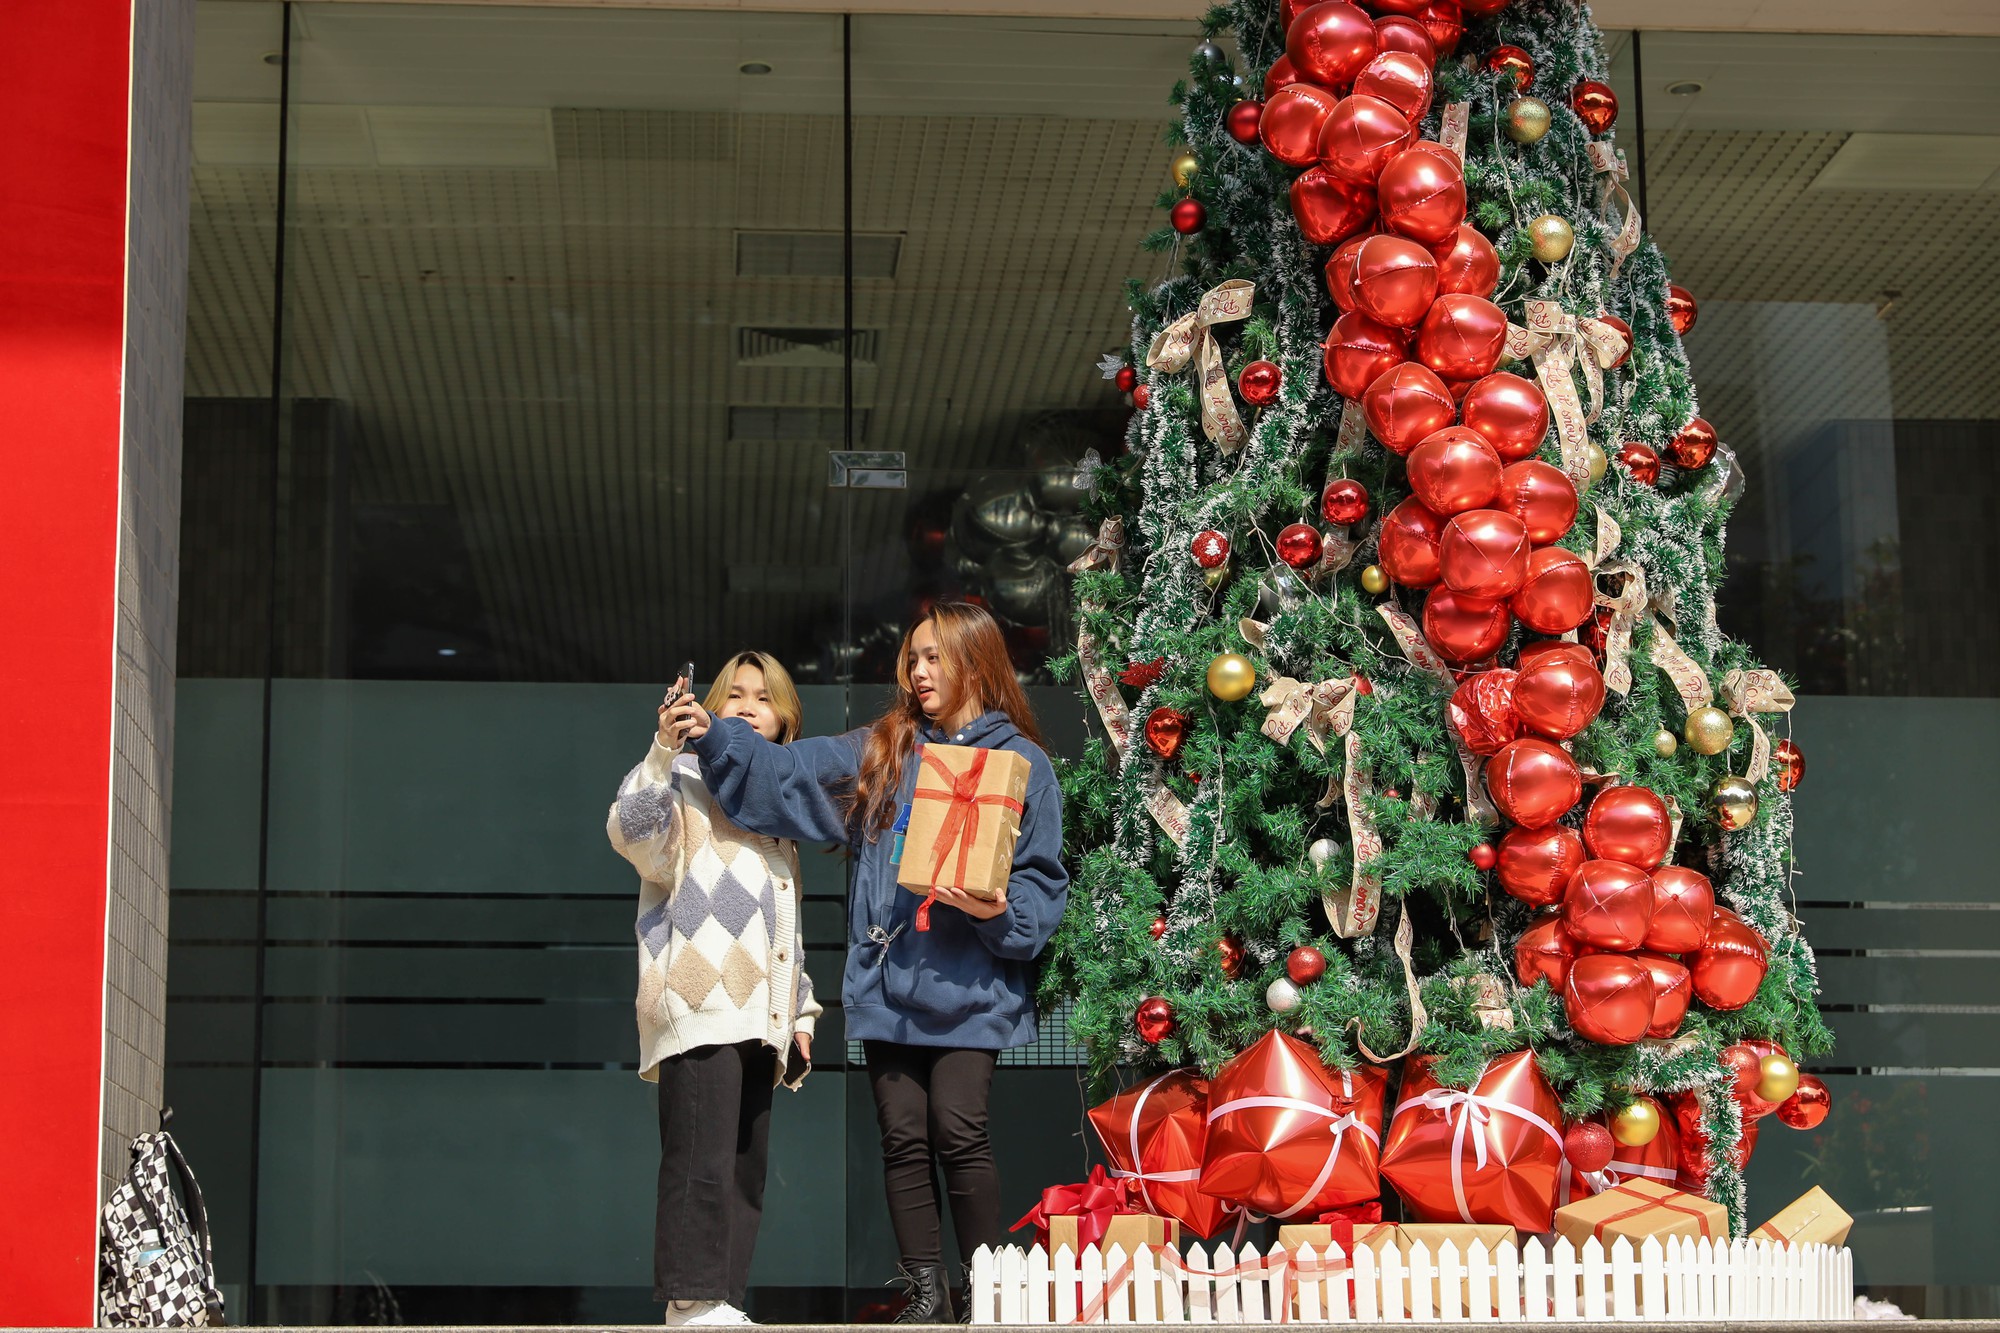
[1045,0,1831,1229]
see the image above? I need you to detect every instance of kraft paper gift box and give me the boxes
[1276,1220,1403,1258]
[1048,1212,1178,1256]
[896,743,1031,900]
[1401,1223,1521,1315]
[1554,1177,1728,1250]
[1754,1186,1853,1247]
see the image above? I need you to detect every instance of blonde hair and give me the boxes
[701,651,804,744]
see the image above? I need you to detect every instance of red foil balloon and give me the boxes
[1597,313,1633,367]
[1380,1050,1568,1231]
[1422,587,1511,664]
[1447,668,1520,757]
[1349,235,1439,329]
[1511,549,1592,635]
[1643,866,1715,954]
[1571,1108,1680,1199]
[1377,145,1466,246]
[1378,496,1445,586]
[1364,361,1455,454]
[1262,82,1345,166]
[1513,650,1605,740]
[1198,1030,1390,1216]
[1564,953,1655,1045]
[1318,94,1416,186]
[1498,823,1585,907]
[1287,2,1380,89]
[1324,311,1408,399]
[1416,294,1508,381]
[1516,913,1577,989]
[1407,426,1503,515]
[1732,1037,1791,1121]
[1690,909,1769,1010]
[1354,49,1434,122]
[1486,737,1582,827]
[1518,639,1594,672]
[1562,859,1654,951]
[1667,285,1698,336]
[1227,98,1265,145]
[1635,951,1693,1038]
[1088,1070,1235,1238]
[1291,164,1377,246]
[1432,224,1500,298]
[1672,1091,1761,1193]
[1460,0,1509,16]
[1322,477,1370,526]
[1373,15,1436,63]
[1668,416,1718,470]
[1495,459,1577,542]
[1570,79,1618,135]
[1460,372,1549,461]
[1583,785,1672,870]
[1325,232,1376,312]
[1776,1075,1831,1131]
[1440,508,1531,599]
[1365,0,1426,14]
[1417,0,1464,58]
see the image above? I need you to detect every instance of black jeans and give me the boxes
[864,1040,1000,1269]
[654,1040,776,1306]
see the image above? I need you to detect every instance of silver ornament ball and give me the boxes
[1308,837,1340,870]
[1265,977,1301,1014]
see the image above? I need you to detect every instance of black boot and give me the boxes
[891,1261,954,1324]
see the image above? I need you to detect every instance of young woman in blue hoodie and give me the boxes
[668,601,1068,1323]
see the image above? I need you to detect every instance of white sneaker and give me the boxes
[665,1300,755,1327]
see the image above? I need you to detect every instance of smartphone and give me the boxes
[677,661,697,700]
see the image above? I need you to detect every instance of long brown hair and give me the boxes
[846,600,1045,837]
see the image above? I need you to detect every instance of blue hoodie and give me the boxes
[689,709,1068,1049]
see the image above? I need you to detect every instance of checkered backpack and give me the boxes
[98,1123,225,1327]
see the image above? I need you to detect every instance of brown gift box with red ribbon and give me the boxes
[896,743,1030,900]
[1754,1186,1853,1247]
[1553,1176,1728,1249]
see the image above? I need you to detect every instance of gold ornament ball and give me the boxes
[1757,1054,1801,1104]
[1684,704,1735,755]
[1207,651,1257,702]
[1610,1096,1663,1147]
[1360,563,1391,595]
[1652,728,1678,758]
[1506,96,1553,144]
[1171,151,1200,188]
[1529,214,1575,263]
[1585,442,1608,482]
[1204,562,1231,590]
[1711,774,1759,831]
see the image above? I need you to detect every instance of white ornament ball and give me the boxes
[1308,838,1340,870]
[1266,977,1301,1013]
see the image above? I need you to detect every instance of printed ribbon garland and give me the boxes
[1588,142,1644,284]
[1720,668,1796,784]
[1145,279,1256,454]
[1395,1083,1566,1225]
[1440,102,1470,163]
[1503,300,1631,489]
[910,747,1023,932]
[1259,674,1361,755]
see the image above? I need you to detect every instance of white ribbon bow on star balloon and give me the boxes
[1145,279,1256,454]
[1394,1083,1565,1224]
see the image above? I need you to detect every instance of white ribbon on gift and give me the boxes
[1395,1084,1566,1224]
[1109,1071,1205,1216]
[1207,1070,1381,1220]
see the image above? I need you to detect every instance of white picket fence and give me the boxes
[967,1235,1853,1324]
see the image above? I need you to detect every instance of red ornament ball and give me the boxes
[1226,98,1265,144]
[1486,45,1535,91]
[1513,648,1605,740]
[1416,293,1509,381]
[1277,522,1326,569]
[1378,496,1446,587]
[1775,739,1805,793]
[1690,909,1770,1011]
[1136,996,1176,1043]
[1115,365,1138,394]
[1496,459,1577,543]
[1565,1120,1616,1174]
[1583,784,1673,870]
[1239,359,1283,407]
[1570,80,1619,135]
[1317,94,1416,186]
[1290,165,1376,246]
[1323,310,1408,400]
[1440,508,1532,599]
[1432,224,1500,299]
[1448,667,1520,757]
[1469,841,1499,871]
[1349,234,1439,329]
[1373,14,1436,63]
[1191,529,1230,568]
[1721,1041,1763,1099]
[1668,416,1718,471]
[1261,82,1345,167]
[1144,706,1190,761]
[1667,284,1699,336]
[1321,477,1370,526]
[1498,823,1586,907]
[1407,426,1503,515]
[1131,384,1152,410]
[1644,865,1716,955]
[1776,1075,1831,1131]
[1515,913,1577,990]
[1217,933,1247,981]
[1171,198,1207,235]
[1616,439,1660,486]
[1565,952,1655,1046]
[1149,914,1169,940]
[1423,586,1512,664]
[1486,737,1583,828]
[1288,1,1380,89]
[1354,49,1435,123]
[1461,372,1550,462]
[1377,144,1467,247]
[1286,944,1329,984]
[1363,361,1456,455]
[1597,314,1633,368]
[1562,859,1655,952]
[1636,951,1694,1038]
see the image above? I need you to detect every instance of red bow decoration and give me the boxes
[1010,1166,1142,1251]
[911,746,1024,931]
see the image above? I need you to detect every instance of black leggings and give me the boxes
[864,1040,1000,1269]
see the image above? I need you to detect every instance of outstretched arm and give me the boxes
[687,714,866,845]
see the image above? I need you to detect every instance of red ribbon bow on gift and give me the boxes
[1011,1165,1142,1252]
[911,746,1024,932]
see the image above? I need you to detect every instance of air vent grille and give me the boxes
[735,230,903,279]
